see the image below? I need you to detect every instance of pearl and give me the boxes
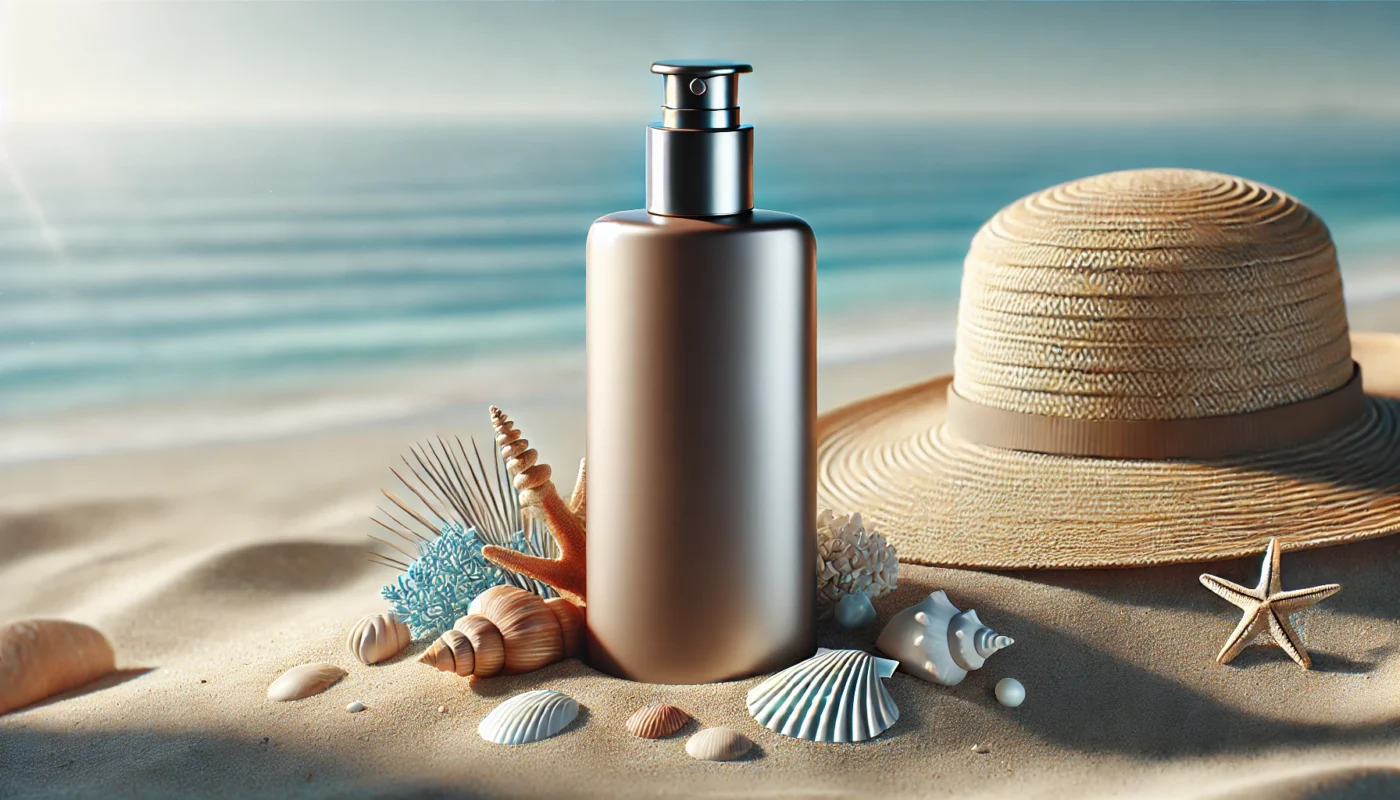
[995,677,1025,708]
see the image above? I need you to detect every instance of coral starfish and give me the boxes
[1199,538,1340,669]
[481,407,587,608]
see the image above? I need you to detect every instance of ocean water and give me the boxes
[2,121,1400,459]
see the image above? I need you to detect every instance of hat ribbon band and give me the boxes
[944,363,1366,460]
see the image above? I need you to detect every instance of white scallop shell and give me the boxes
[477,689,579,745]
[346,611,412,666]
[746,648,899,743]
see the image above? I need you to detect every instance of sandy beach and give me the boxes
[4,300,1400,799]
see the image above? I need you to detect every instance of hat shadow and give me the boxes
[1012,532,1400,623]
[877,563,1400,759]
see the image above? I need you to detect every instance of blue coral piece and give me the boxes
[382,522,516,639]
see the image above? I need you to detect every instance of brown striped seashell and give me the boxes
[346,611,411,666]
[418,585,580,679]
[419,628,475,677]
[685,727,753,762]
[545,597,585,658]
[626,702,691,739]
[0,620,116,715]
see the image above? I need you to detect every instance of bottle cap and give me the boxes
[651,60,752,130]
[645,59,755,216]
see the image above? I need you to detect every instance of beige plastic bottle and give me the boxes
[585,60,816,684]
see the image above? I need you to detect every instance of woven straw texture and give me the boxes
[816,169,1400,569]
[955,169,1352,420]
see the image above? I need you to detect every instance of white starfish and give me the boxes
[1198,538,1340,669]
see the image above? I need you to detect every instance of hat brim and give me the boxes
[816,331,1400,569]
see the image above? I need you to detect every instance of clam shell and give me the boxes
[0,619,116,715]
[625,702,690,739]
[685,727,752,762]
[746,648,899,743]
[477,689,579,745]
[267,663,347,701]
[347,612,411,666]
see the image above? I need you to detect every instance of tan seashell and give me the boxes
[545,597,585,658]
[266,663,347,701]
[0,619,116,715]
[626,702,691,739]
[346,611,411,666]
[467,585,564,675]
[456,615,506,677]
[419,629,475,677]
[685,727,753,762]
[481,407,588,606]
[417,585,582,679]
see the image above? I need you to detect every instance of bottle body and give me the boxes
[585,209,816,684]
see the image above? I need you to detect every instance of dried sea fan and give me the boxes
[816,509,898,616]
[369,433,562,639]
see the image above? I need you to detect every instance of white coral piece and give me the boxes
[815,509,898,616]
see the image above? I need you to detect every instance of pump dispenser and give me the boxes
[646,60,754,216]
[586,60,816,684]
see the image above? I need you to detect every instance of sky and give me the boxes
[2,1,1399,124]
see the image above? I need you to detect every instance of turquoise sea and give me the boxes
[2,121,1399,459]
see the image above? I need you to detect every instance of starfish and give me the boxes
[481,407,587,608]
[1199,538,1340,669]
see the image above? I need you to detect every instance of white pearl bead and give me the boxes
[995,678,1025,708]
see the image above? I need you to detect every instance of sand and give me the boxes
[5,310,1400,798]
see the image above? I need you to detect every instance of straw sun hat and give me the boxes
[817,168,1400,569]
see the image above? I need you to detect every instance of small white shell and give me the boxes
[685,727,753,762]
[746,648,899,743]
[876,590,1013,686]
[346,701,366,713]
[477,689,579,745]
[267,663,347,701]
[346,612,411,666]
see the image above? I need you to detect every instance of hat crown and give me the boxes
[953,168,1352,421]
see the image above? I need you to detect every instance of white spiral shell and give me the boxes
[746,648,900,743]
[876,590,1013,686]
[477,689,580,745]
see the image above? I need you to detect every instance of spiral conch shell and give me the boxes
[418,585,584,679]
[346,611,411,666]
[0,620,116,715]
[480,407,588,607]
[876,590,1013,686]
